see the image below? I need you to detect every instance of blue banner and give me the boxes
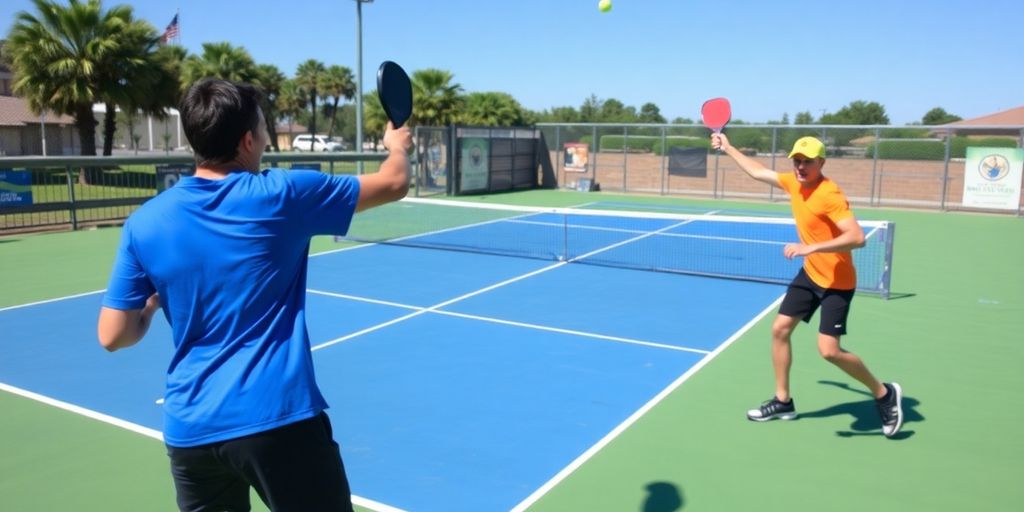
[155,165,194,192]
[0,169,33,206]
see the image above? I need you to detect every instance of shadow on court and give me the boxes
[642,481,684,511]
[797,380,923,440]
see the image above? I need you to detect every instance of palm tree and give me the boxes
[254,64,286,151]
[180,41,257,89]
[6,0,136,158]
[276,80,306,149]
[294,59,325,149]
[411,69,463,127]
[362,91,387,149]
[123,44,185,154]
[97,16,167,155]
[462,92,528,127]
[320,65,355,140]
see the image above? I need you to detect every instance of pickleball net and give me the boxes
[338,198,895,298]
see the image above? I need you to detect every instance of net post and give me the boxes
[881,222,895,300]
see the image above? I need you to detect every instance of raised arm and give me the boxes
[711,133,781,188]
[356,122,415,212]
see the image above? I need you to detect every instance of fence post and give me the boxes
[870,127,880,206]
[622,125,628,193]
[660,126,667,196]
[591,126,598,186]
[769,127,778,201]
[940,128,952,211]
[713,151,720,199]
[65,165,78,230]
[554,126,562,189]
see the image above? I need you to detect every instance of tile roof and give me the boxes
[945,106,1024,126]
[0,95,75,126]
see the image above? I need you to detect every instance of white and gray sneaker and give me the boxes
[876,382,904,437]
[747,397,797,421]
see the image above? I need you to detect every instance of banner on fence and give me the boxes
[458,137,489,193]
[668,147,708,177]
[0,169,33,206]
[156,165,195,192]
[563,143,589,172]
[962,147,1023,210]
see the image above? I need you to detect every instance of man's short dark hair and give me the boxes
[180,79,264,164]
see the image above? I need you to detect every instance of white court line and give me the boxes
[509,293,786,512]
[0,382,408,512]
[311,216,700,352]
[307,289,710,355]
[0,382,164,440]
[0,289,106,312]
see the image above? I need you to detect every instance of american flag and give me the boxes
[161,14,179,44]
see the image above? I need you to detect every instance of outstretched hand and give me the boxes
[711,133,732,152]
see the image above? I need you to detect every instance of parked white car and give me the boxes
[292,134,346,151]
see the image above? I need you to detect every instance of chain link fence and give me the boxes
[539,123,1024,214]
[0,153,390,233]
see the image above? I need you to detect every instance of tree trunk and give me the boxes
[265,104,280,152]
[328,97,340,138]
[74,103,102,185]
[102,103,117,156]
[309,92,317,150]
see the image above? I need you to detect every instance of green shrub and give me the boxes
[653,137,710,155]
[865,136,1017,160]
[597,135,659,152]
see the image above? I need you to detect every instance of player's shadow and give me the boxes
[798,380,922,440]
[642,481,684,511]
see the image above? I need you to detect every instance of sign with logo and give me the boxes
[0,169,33,206]
[962,147,1023,210]
[155,165,195,192]
[459,137,489,193]
[563,143,589,173]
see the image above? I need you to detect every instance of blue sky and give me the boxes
[3,0,1021,125]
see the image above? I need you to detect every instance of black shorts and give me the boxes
[167,412,353,512]
[778,269,855,336]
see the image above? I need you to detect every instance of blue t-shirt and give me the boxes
[102,169,360,447]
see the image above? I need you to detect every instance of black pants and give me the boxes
[166,412,353,512]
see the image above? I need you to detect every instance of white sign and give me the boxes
[962,147,1023,210]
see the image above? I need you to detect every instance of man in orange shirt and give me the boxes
[711,134,904,437]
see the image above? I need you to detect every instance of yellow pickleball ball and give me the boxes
[598,0,612,13]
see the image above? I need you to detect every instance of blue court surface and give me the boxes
[1,236,787,511]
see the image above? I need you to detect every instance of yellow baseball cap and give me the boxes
[788,136,826,159]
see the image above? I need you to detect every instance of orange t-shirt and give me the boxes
[777,172,857,290]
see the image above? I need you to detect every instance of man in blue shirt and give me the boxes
[97,78,413,511]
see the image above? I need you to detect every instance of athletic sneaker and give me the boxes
[876,382,904,437]
[747,397,797,421]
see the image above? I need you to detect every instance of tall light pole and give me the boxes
[355,0,373,174]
